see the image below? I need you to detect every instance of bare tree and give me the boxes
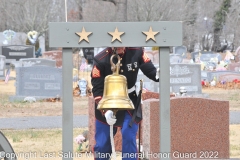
[1,0,240,52]
[91,0,127,22]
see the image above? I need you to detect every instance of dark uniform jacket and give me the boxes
[91,47,159,127]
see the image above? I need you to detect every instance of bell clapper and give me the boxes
[112,109,118,117]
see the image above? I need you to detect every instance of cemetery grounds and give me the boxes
[0,70,240,159]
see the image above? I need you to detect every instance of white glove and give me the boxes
[155,68,160,80]
[105,110,116,125]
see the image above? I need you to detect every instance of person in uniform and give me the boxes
[91,47,159,160]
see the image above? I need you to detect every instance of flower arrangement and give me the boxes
[74,130,89,152]
[75,134,86,152]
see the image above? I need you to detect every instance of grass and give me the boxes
[202,88,240,111]
[1,125,240,159]
[0,93,32,108]
[230,125,240,158]
[1,128,91,160]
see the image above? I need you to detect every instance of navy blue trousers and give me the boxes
[94,111,139,160]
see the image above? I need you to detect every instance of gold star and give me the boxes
[142,26,159,42]
[108,27,124,42]
[75,27,92,43]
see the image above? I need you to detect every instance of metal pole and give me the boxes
[159,47,171,159]
[62,48,73,160]
[65,0,68,22]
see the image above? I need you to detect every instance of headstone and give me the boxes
[219,74,240,82]
[0,55,6,78]
[78,79,87,96]
[228,63,240,72]
[173,45,187,58]
[207,71,240,82]
[43,50,62,68]
[205,61,217,71]
[0,32,45,53]
[201,71,208,81]
[19,58,56,67]
[82,48,94,65]
[191,51,222,63]
[170,64,202,94]
[141,98,229,159]
[235,46,240,62]
[136,64,202,95]
[200,52,222,62]
[169,54,183,64]
[1,45,35,65]
[9,66,62,101]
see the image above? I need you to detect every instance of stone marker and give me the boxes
[169,54,183,63]
[191,51,222,63]
[43,50,62,68]
[19,58,56,67]
[136,64,202,95]
[207,71,240,82]
[173,45,187,58]
[170,64,202,94]
[141,97,229,160]
[201,71,208,81]
[234,46,240,62]
[1,45,35,65]
[227,63,240,72]
[200,52,222,62]
[219,74,240,82]
[0,55,6,78]
[9,66,62,101]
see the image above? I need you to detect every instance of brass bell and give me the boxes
[97,54,135,114]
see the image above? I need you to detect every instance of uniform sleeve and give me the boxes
[139,49,159,82]
[91,60,105,104]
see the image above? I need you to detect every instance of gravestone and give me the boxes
[191,51,222,63]
[141,98,229,159]
[200,52,222,63]
[173,45,187,58]
[169,54,183,63]
[219,74,240,82]
[82,48,94,65]
[0,55,6,79]
[228,63,240,72]
[137,64,202,95]
[234,46,240,62]
[205,61,217,71]
[0,32,45,53]
[207,71,240,82]
[19,58,56,67]
[43,50,62,68]
[170,64,202,94]
[201,71,208,81]
[1,45,35,65]
[9,66,62,101]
